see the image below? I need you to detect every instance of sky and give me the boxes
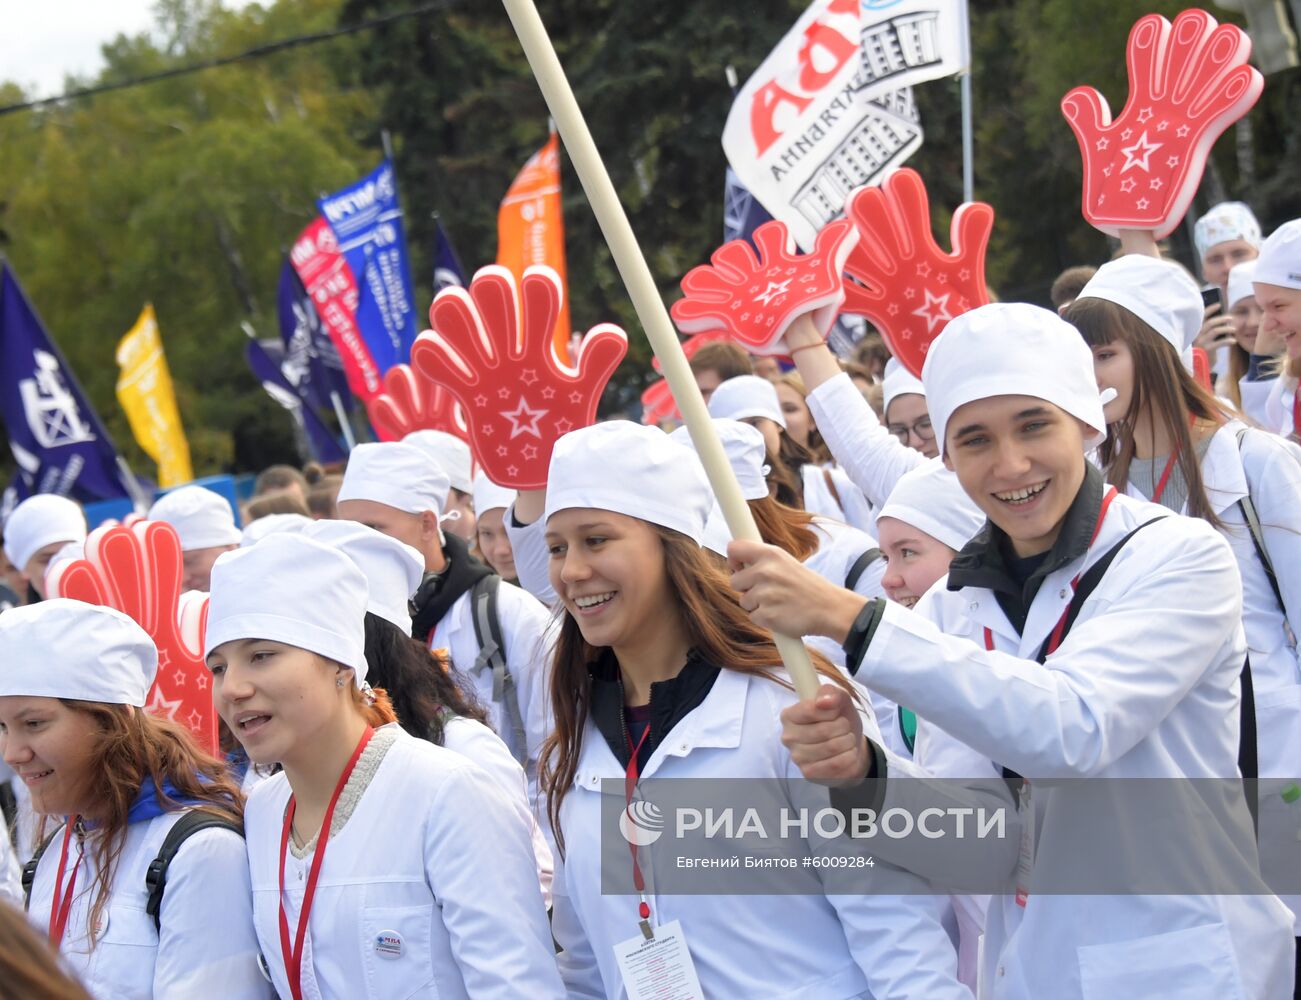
[0,0,162,98]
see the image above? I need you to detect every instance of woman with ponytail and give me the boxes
[204,533,562,999]
[0,600,265,999]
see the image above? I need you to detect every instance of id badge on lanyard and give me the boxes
[615,725,704,1000]
[1014,781,1035,907]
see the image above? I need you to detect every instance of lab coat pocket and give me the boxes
[1254,683,1301,779]
[94,905,159,1000]
[361,904,437,1000]
[1077,922,1243,1000]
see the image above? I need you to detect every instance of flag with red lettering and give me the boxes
[290,218,383,402]
[723,0,970,249]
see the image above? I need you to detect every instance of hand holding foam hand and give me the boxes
[46,521,217,751]
[411,265,627,490]
[365,364,470,444]
[670,218,859,356]
[1061,9,1263,239]
[841,168,994,377]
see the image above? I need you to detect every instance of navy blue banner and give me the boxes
[276,258,352,414]
[0,263,139,502]
[433,217,467,293]
[317,160,417,373]
[245,338,347,464]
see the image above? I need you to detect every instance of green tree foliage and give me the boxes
[0,0,1297,480]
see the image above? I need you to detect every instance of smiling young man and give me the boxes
[730,303,1296,999]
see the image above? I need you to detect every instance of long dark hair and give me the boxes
[361,613,489,743]
[1065,296,1227,526]
[540,526,855,856]
[42,705,243,950]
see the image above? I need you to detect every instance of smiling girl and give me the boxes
[0,600,265,1000]
[204,533,562,1000]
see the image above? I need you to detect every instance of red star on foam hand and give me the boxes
[365,364,470,445]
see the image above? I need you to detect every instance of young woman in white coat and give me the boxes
[1257,220,1301,439]
[0,600,267,1000]
[1065,253,1301,956]
[538,420,970,1000]
[734,303,1296,1000]
[204,533,563,1000]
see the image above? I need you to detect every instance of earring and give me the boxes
[336,677,346,688]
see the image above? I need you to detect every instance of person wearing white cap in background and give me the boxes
[0,600,266,999]
[403,430,477,542]
[734,302,1296,1000]
[204,534,562,1000]
[537,420,967,1000]
[1256,220,1301,441]
[471,471,518,583]
[1221,260,1283,425]
[239,511,313,547]
[1194,202,1262,365]
[336,442,551,776]
[882,358,938,460]
[301,518,553,906]
[146,485,242,591]
[707,374,874,532]
[2,495,87,602]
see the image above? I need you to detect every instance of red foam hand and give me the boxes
[365,364,470,445]
[671,219,858,355]
[1192,347,1212,392]
[46,521,217,753]
[640,379,678,426]
[411,265,628,490]
[1061,10,1263,240]
[841,169,994,378]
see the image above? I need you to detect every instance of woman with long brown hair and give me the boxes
[0,600,266,1000]
[204,533,562,1000]
[0,899,93,1000]
[1066,254,1301,950]
[537,421,966,1000]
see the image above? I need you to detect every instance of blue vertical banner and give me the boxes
[0,263,140,503]
[723,166,774,246]
[245,337,347,464]
[317,160,417,373]
[432,217,467,293]
[276,258,352,414]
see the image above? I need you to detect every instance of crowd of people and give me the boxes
[0,201,1297,999]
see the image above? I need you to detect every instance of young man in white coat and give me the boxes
[731,303,1296,1000]
[335,442,552,778]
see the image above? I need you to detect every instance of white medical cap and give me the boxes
[304,520,423,635]
[1227,261,1258,310]
[403,430,474,496]
[147,486,241,551]
[240,513,313,547]
[1254,219,1301,292]
[3,495,87,570]
[876,459,986,552]
[882,357,926,416]
[1075,255,1204,356]
[707,375,786,429]
[338,442,450,515]
[670,420,770,501]
[472,472,516,517]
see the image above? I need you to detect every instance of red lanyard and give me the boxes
[48,820,82,946]
[983,487,1118,658]
[278,726,374,1000]
[1150,452,1180,505]
[1292,391,1300,438]
[624,724,653,924]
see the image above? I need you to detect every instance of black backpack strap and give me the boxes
[21,827,62,911]
[1239,656,1258,838]
[469,575,527,760]
[145,811,244,931]
[1234,429,1287,616]
[845,548,882,592]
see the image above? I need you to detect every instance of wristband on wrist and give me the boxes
[787,340,827,358]
[841,599,886,675]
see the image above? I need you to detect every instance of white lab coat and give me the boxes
[1127,421,1301,931]
[1237,377,1274,427]
[1264,375,1298,438]
[26,810,268,1000]
[854,491,1295,998]
[551,666,970,1000]
[801,463,875,532]
[441,714,554,908]
[245,727,563,999]
[427,579,554,778]
[503,507,558,609]
[806,373,927,510]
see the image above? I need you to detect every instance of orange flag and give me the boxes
[497,132,571,358]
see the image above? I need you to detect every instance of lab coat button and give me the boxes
[998,966,1005,977]
[969,602,979,612]
[679,742,688,752]
[1059,588,1068,599]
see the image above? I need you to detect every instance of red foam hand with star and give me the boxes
[841,169,994,378]
[670,218,858,356]
[410,265,628,490]
[1061,10,1262,240]
[365,364,470,445]
[46,521,217,753]
[642,331,738,425]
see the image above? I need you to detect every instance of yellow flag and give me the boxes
[116,304,193,488]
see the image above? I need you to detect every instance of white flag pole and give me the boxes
[499,0,820,699]
[960,1,975,203]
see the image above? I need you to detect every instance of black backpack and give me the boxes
[22,811,244,931]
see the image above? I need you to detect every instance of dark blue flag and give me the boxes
[0,263,141,503]
[276,258,352,415]
[245,338,347,464]
[317,160,417,374]
[723,166,774,246]
[433,217,467,293]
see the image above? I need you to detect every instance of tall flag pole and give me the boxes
[432,214,467,293]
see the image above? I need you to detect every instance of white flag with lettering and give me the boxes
[724,0,970,249]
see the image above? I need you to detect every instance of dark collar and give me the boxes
[409,532,492,642]
[947,461,1105,599]
[589,648,721,769]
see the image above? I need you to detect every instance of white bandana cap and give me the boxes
[1194,201,1262,260]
